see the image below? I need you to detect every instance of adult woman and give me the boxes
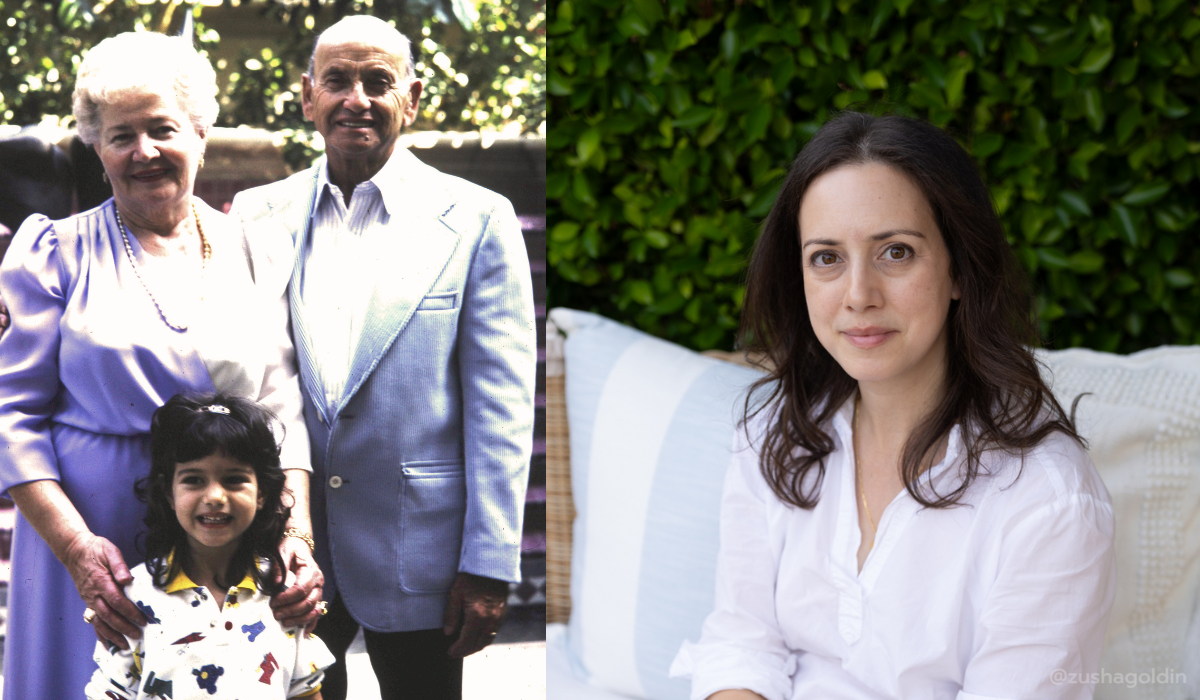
[671,113,1115,699]
[0,32,320,698]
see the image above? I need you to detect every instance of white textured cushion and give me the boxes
[553,306,1200,700]
[1034,347,1200,700]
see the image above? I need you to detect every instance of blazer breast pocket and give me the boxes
[417,292,458,311]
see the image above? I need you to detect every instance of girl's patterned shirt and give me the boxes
[84,561,334,699]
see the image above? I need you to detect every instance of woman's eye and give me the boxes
[814,251,839,266]
[885,245,910,260]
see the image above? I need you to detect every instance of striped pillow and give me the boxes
[551,308,764,700]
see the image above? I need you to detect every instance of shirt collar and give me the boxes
[163,552,257,594]
[311,147,421,221]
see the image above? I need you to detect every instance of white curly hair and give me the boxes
[72,32,219,146]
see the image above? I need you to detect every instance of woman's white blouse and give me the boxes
[670,399,1115,700]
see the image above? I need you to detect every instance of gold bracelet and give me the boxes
[283,528,315,552]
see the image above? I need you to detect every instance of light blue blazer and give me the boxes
[229,149,536,632]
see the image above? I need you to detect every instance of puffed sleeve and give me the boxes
[288,629,335,697]
[0,216,68,492]
[959,448,1115,700]
[244,222,311,473]
[456,196,536,583]
[669,426,796,700]
[83,638,141,700]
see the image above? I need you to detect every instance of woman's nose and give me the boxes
[132,134,158,161]
[845,261,883,310]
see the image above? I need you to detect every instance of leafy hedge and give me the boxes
[548,0,1200,353]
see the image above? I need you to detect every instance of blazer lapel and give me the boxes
[279,168,326,423]
[338,173,460,414]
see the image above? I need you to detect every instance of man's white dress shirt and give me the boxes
[301,157,400,415]
[670,398,1116,700]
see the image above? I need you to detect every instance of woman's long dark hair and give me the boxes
[137,393,290,595]
[741,111,1082,509]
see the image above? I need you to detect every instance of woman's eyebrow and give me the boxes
[800,229,926,249]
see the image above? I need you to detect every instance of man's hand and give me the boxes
[270,535,324,632]
[442,572,509,658]
[64,532,145,650]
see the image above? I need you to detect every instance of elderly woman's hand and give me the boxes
[63,531,147,649]
[271,535,324,630]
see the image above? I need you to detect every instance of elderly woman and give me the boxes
[0,32,321,698]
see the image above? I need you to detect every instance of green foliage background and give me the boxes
[1,0,545,170]
[548,0,1200,353]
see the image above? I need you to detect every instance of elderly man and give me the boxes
[229,16,536,700]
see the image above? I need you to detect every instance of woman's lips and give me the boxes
[842,328,898,349]
[130,169,170,182]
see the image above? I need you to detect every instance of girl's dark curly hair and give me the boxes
[136,392,290,595]
[741,111,1083,510]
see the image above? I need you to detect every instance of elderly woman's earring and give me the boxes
[102,172,109,184]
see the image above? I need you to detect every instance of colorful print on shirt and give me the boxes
[83,560,334,699]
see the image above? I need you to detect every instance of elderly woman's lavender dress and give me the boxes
[0,199,309,699]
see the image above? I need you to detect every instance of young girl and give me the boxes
[85,393,333,700]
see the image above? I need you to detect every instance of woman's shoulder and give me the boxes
[982,429,1112,525]
[8,200,115,264]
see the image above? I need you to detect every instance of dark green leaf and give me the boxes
[1037,247,1071,269]
[674,106,715,129]
[1082,87,1104,132]
[972,133,1003,159]
[644,230,671,248]
[616,8,652,38]
[576,128,601,163]
[1115,103,1141,146]
[1165,269,1196,288]
[1078,42,1113,73]
[629,280,654,305]
[551,222,581,242]
[1121,181,1171,207]
[1110,204,1138,246]
[743,103,773,142]
[1068,250,1105,274]
[1057,191,1092,217]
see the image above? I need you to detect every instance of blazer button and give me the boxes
[329,475,343,488]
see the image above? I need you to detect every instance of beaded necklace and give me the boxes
[114,202,211,332]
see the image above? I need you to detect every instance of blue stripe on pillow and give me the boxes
[635,361,766,700]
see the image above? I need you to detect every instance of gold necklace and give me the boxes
[854,392,877,551]
[114,201,211,332]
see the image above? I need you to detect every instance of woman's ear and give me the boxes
[257,491,264,512]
